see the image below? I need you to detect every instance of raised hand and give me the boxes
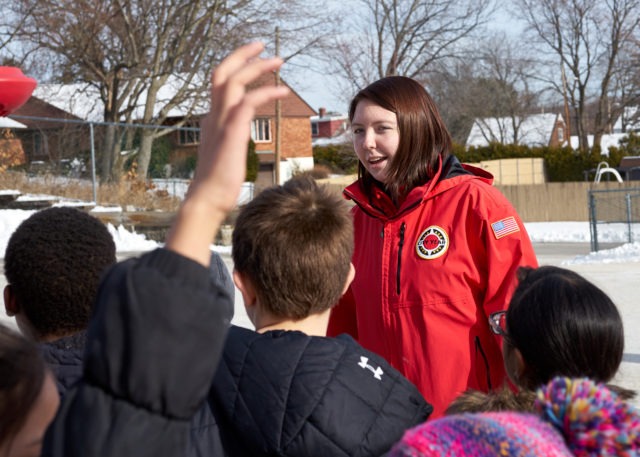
[166,43,289,266]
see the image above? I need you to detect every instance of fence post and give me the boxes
[626,193,632,243]
[89,123,97,204]
[589,191,599,252]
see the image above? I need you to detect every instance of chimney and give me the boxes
[319,107,326,118]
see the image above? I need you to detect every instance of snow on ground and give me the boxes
[0,209,637,262]
[0,207,236,257]
[524,221,640,264]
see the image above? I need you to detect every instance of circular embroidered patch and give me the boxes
[416,226,449,260]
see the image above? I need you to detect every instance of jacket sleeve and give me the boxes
[327,286,358,338]
[480,193,538,318]
[42,248,232,457]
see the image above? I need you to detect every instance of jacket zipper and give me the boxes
[475,336,492,390]
[396,222,406,295]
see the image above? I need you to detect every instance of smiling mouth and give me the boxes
[368,157,386,164]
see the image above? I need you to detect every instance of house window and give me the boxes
[557,127,564,142]
[311,122,319,136]
[251,118,271,142]
[178,122,200,145]
[33,131,44,157]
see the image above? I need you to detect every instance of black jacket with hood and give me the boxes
[208,325,433,457]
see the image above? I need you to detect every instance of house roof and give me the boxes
[0,117,27,129]
[569,133,627,156]
[32,83,103,122]
[466,113,562,147]
[310,112,348,122]
[250,73,316,117]
[613,106,640,133]
[29,73,315,122]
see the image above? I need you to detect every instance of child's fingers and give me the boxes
[211,57,285,117]
[219,57,284,89]
[211,42,265,88]
[240,86,290,119]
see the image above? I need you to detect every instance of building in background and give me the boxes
[466,113,567,148]
[311,108,349,146]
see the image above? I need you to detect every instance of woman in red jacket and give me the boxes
[327,76,538,418]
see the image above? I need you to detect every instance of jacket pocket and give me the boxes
[396,222,406,295]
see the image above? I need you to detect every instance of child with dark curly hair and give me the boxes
[4,207,116,395]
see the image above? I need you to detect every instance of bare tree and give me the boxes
[429,35,543,145]
[10,0,250,180]
[513,0,640,151]
[9,0,340,180]
[329,0,495,94]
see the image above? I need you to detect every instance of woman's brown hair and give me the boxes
[349,76,452,201]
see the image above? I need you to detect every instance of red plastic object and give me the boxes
[0,67,37,116]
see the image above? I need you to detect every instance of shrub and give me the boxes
[246,139,258,182]
[313,143,358,174]
[453,139,640,182]
[148,136,172,178]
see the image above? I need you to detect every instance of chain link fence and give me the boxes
[7,115,202,201]
[589,187,640,251]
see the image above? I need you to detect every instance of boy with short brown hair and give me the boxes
[209,175,433,457]
[231,175,353,321]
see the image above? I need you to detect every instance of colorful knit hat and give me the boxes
[390,377,640,456]
[535,377,640,456]
[388,411,571,456]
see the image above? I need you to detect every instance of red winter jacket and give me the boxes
[327,156,538,418]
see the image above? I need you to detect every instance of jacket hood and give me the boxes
[40,331,86,395]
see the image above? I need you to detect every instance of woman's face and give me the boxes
[351,99,400,184]
[0,372,59,457]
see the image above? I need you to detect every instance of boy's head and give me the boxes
[4,207,117,341]
[232,175,353,320]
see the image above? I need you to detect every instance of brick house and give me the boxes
[167,73,316,186]
[311,107,348,144]
[16,75,316,185]
[248,73,316,187]
[466,113,568,148]
[12,90,97,165]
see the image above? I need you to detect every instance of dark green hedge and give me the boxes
[454,137,633,182]
[315,134,640,182]
[246,139,258,183]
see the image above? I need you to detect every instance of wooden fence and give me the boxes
[496,181,640,222]
[321,178,639,222]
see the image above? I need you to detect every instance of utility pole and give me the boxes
[274,26,282,185]
[560,63,571,144]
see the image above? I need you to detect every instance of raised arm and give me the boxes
[42,43,288,457]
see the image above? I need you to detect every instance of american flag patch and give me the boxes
[491,216,520,239]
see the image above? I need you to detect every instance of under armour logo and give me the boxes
[358,356,384,380]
